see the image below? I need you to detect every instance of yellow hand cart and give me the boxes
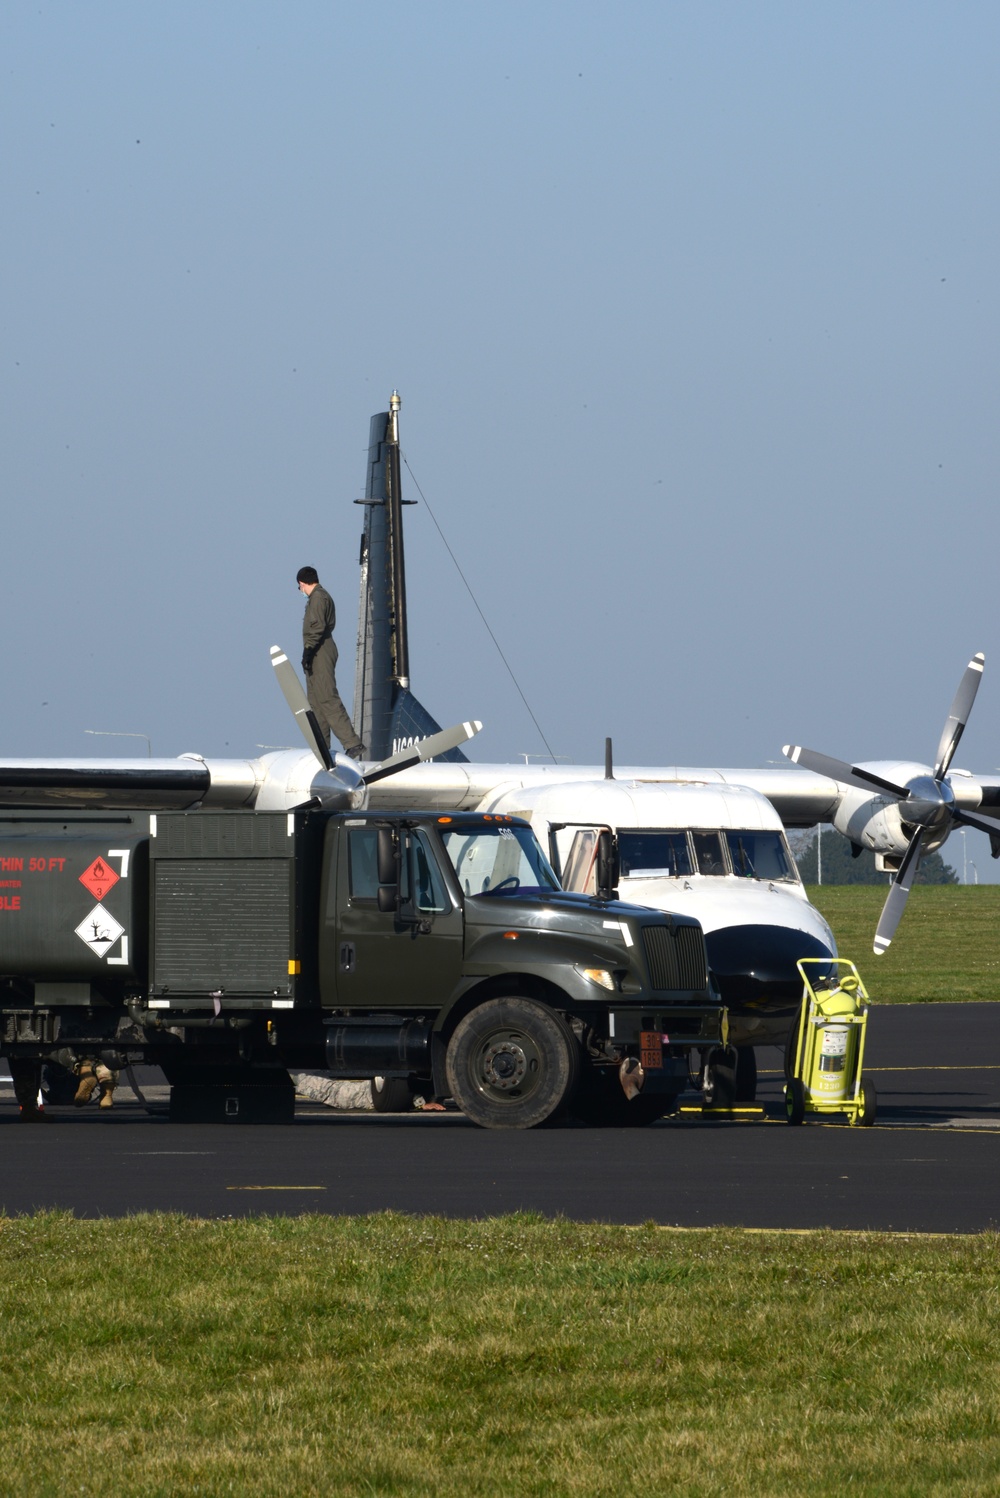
[785,958,876,1126]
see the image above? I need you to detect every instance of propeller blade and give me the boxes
[362,720,483,785]
[269,646,335,773]
[933,652,985,779]
[783,745,909,799]
[873,829,929,955]
[954,807,1000,843]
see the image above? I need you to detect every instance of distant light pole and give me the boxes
[817,823,822,886]
[85,730,152,757]
[960,828,968,885]
[971,863,979,885]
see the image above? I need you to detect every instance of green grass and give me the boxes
[1,1214,999,1496]
[805,884,1000,1003]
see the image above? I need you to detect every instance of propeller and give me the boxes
[269,646,481,787]
[784,652,988,955]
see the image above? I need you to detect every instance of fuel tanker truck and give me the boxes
[0,807,726,1128]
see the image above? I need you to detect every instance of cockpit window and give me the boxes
[690,832,726,876]
[619,831,693,878]
[725,831,795,881]
[441,823,561,898]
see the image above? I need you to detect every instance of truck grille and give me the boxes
[641,924,707,992]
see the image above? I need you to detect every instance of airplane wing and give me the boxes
[362,760,845,823]
[0,759,213,810]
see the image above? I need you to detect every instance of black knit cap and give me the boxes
[296,566,319,585]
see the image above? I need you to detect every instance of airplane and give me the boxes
[3,394,998,1086]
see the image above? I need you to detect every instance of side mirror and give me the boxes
[595,829,619,901]
[376,826,400,913]
[377,826,399,884]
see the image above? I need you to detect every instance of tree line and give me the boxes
[790,828,958,885]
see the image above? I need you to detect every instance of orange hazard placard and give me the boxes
[79,857,119,901]
[639,1031,664,1069]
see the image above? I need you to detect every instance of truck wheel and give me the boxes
[785,1077,806,1125]
[734,1046,757,1103]
[370,1076,415,1113]
[446,997,578,1130]
[858,1077,877,1127]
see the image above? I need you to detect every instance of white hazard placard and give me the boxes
[75,905,125,959]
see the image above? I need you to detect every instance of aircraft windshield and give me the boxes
[619,832,693,878]
[441,824,561,898]
[725,831,795,881]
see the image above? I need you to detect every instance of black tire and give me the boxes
[445,996,579,1130]
[702,1047,737,1110]
[858,1077,877,1127]
[734,1046,758,1103]
[786,1077,806,1125]
[41,1062,78,1107]
[572,1068,677,1127]
[370,1076,415,1113]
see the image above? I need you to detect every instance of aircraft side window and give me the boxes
[561,829,599,893]
[725,831,794,881]
[691,832,726,876]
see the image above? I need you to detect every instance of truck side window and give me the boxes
[561,829,599,893]
[348,829,380,901]
[409,830,449,913]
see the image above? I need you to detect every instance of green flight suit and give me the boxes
[302,584,362,754]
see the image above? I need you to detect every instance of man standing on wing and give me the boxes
[296,566,365,760]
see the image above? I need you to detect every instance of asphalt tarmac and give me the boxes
[1,1003,997,1231]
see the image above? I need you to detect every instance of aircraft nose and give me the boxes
[705,924,835,1008]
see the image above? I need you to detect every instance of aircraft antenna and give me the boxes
[401,453,559,764]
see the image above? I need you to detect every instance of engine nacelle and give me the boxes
[830,761,982,859]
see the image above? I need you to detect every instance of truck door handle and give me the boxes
[339,942,356,974]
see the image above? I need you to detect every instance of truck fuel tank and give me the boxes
[0,817,148,983]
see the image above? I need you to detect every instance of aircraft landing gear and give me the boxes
[701,1046,737,1110]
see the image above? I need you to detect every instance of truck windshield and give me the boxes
[725,831,796,881]
[441,824,561,898]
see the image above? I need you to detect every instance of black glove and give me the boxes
[301,647,316,676]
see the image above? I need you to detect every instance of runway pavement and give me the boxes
[0,1003,997,1230]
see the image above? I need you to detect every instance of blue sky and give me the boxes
[3,3,999,871]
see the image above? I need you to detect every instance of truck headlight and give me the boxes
[576,966,616,991]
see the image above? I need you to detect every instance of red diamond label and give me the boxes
[79,857,119,901]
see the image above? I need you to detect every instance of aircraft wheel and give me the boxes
[702,1047,737,1110]
[785,1077,806,1125]
[858,1077,877,1127]
[370,1076,416,1113]
[734,1046,757,1103]
[446,997,578,1130]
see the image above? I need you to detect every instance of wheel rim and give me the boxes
[473,1028,541,1105]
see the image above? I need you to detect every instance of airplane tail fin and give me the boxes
[353,395,468,763]
[389,688,468,763]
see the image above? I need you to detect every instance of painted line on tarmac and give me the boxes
[761,1066,1000,1075]
[227,1185,327,1191]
